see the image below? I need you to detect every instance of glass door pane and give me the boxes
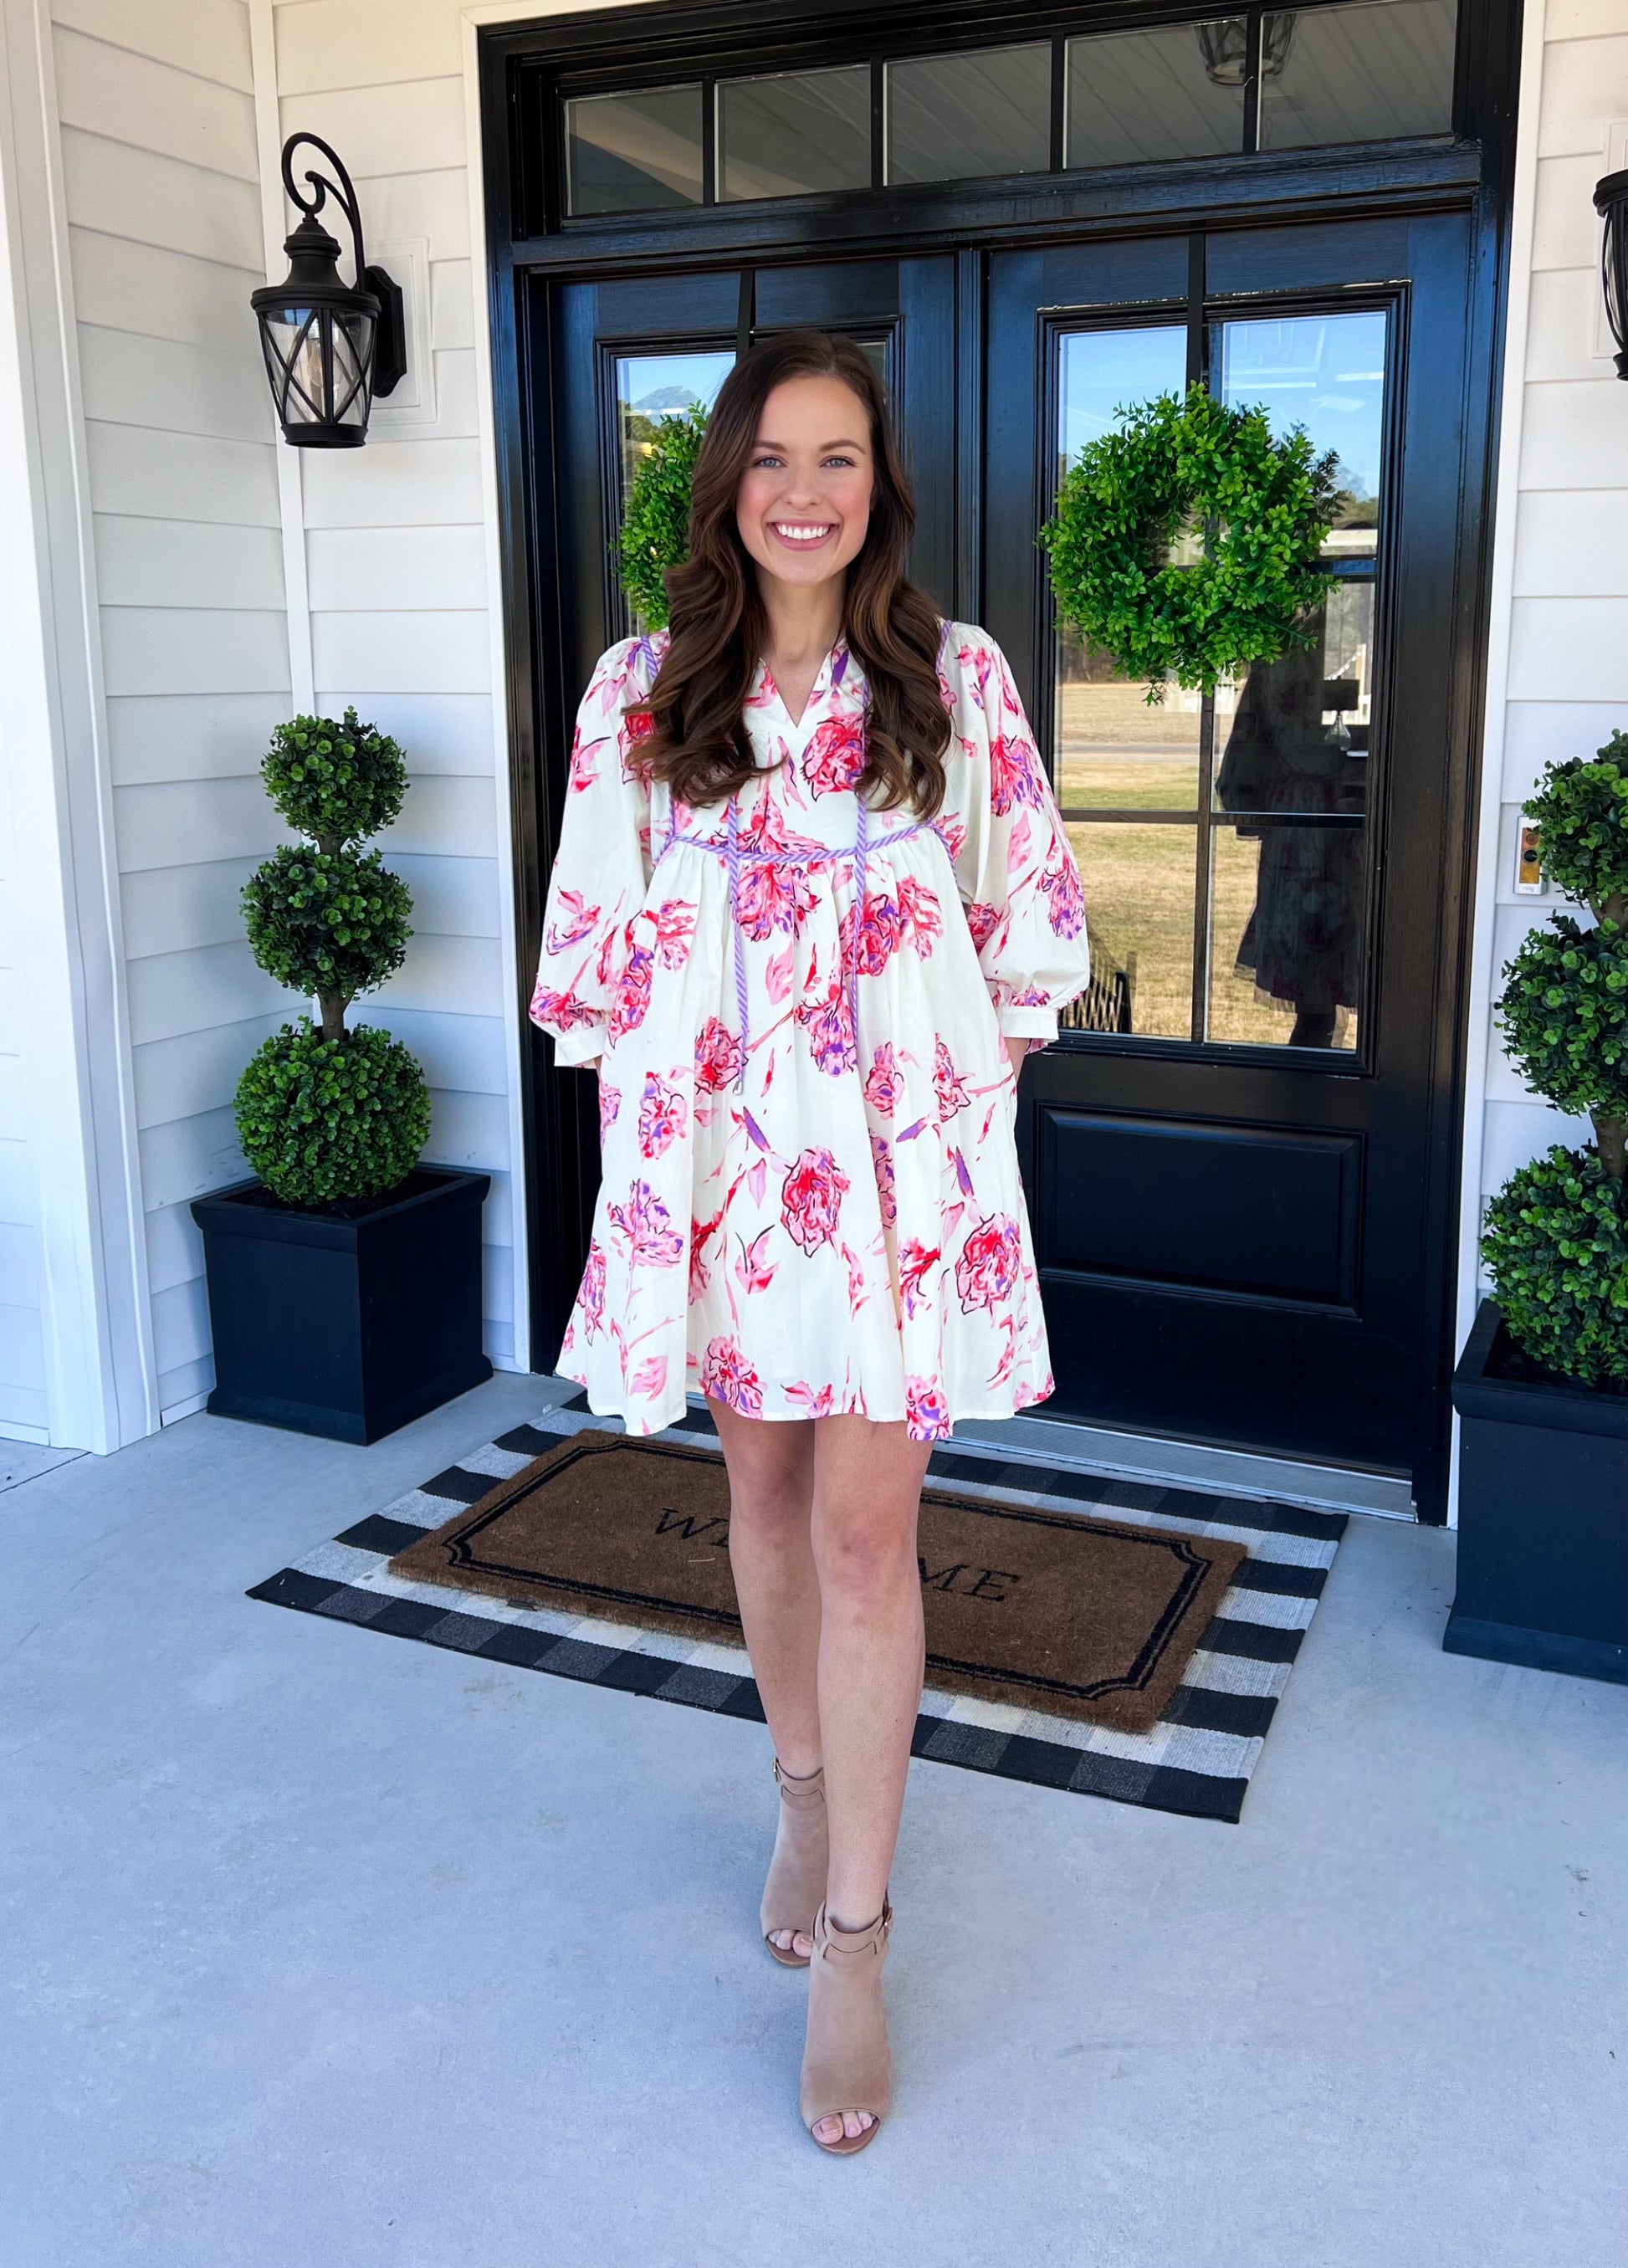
[1053,307,1387,1051]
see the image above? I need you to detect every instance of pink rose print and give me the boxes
[694,1016,742,1092]
[606,934,653,1043]
[606,1179,684,1268]
[1040,847,1086,939]
[566,724,602,794]
[785,1380,836,1417]
[654,897,697,970]
[933,1038,971,1123]
[780,1144,851,1256]
[621,704,656,781]
[736,859,816,941]
[689,1206,722,1304]
[544,888,601,953]
[898,1238,939,1318]
[701,1335,763,1417]
[990,730,1046,817]
[964,902,1001,953]
[863,1043,901,1117]
[933,811,967,863]
[870,1134,897,1229]
[803,713,867,796]
[530,984,598,1033]
[598,1083,621,1141]
[577,1241,607,1339]
[636,1071,687,1159]
[896,875,942,955]
[904,1375,952,1441]
[955,1213,1022,1314]
[839,891,904,980]
[795,982,858,1076]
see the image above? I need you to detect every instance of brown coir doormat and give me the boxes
[388,1428,1247,1734]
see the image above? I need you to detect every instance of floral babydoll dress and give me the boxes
[530,622,1091,1441]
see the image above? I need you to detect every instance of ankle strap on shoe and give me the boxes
[817,1898,892,1958]
[774,1758,826,1805]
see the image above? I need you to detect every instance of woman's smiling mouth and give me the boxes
[771,521,836,545]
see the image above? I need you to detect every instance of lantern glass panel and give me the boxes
[260,302,375,436]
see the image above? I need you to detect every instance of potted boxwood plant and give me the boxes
[1446,730,1627,1683]
[192,709,491,1444]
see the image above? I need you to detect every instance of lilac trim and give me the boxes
[651,800,930,1088]
[724,799,750,1079]
[849,791,869,1049]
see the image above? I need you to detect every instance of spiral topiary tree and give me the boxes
[1483,729,1628,1385]
[234,707,431,1208]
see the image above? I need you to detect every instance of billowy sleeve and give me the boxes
[529,639,655,1068]
[939,627,1090,1045]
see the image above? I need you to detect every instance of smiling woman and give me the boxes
[527,326,1089,2156]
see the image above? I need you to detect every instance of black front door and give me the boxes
[986,215,1475,1507]
[528,218,1473,1510]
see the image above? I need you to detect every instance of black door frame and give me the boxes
[479,0,1523,1520]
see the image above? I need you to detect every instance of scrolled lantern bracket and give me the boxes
[252,131,407,446]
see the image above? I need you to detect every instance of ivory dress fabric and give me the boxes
[530,622,1091,1441]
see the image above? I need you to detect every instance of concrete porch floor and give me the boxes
[3,1374,1623,2268]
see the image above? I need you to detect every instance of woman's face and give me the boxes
[735,374,874,593]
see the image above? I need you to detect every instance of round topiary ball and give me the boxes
[1495,914,1628,1123]
[1481,1144,1628,1387]
[235,1019,431,1207]
[264,706,407,849]
[242,846,412,1006]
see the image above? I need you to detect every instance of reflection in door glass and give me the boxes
[1209,823,1364,1047]
[615,347,734,520]
[718,67,873,200]
[1055,326,1192,807]
[566,86,705,216]
[1213,310,1387,555]
[885,45,1052,183]
[1209,581,1373,1049]
[1062,823,1196,1042]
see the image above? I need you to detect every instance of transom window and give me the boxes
[559,0,1457,219]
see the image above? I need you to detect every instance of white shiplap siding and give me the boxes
[269,4,525,1369]
[52,0,293,1421]
[1464,4,1628,1363]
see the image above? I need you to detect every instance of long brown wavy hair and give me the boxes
[633,330,950,816]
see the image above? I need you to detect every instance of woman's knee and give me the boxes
[811,1492,919,1605]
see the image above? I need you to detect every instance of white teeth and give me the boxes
[773,524,832,542]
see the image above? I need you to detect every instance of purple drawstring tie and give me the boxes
[658,792,927,1088]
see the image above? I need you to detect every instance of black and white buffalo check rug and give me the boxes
[249,1396,1346,1824]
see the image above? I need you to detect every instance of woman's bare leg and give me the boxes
[708,1398,822,1956]
[807,1413,932,2146]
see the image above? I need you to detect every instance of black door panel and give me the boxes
[1036,1110,1364,1308]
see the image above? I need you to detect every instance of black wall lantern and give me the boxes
[252,133,407,446]
[1595,169,1628,381]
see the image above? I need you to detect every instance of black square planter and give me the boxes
[1446,1299,1627,1685]
[192,1167,493,1445]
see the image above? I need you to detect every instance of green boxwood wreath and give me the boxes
[617,406,708,630]
[1037,384,1342,698]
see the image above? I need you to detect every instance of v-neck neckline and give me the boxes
[760,636,848,738]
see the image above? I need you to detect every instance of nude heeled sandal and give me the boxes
[760,1759,828,1968]
[799,1897,893,2156]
